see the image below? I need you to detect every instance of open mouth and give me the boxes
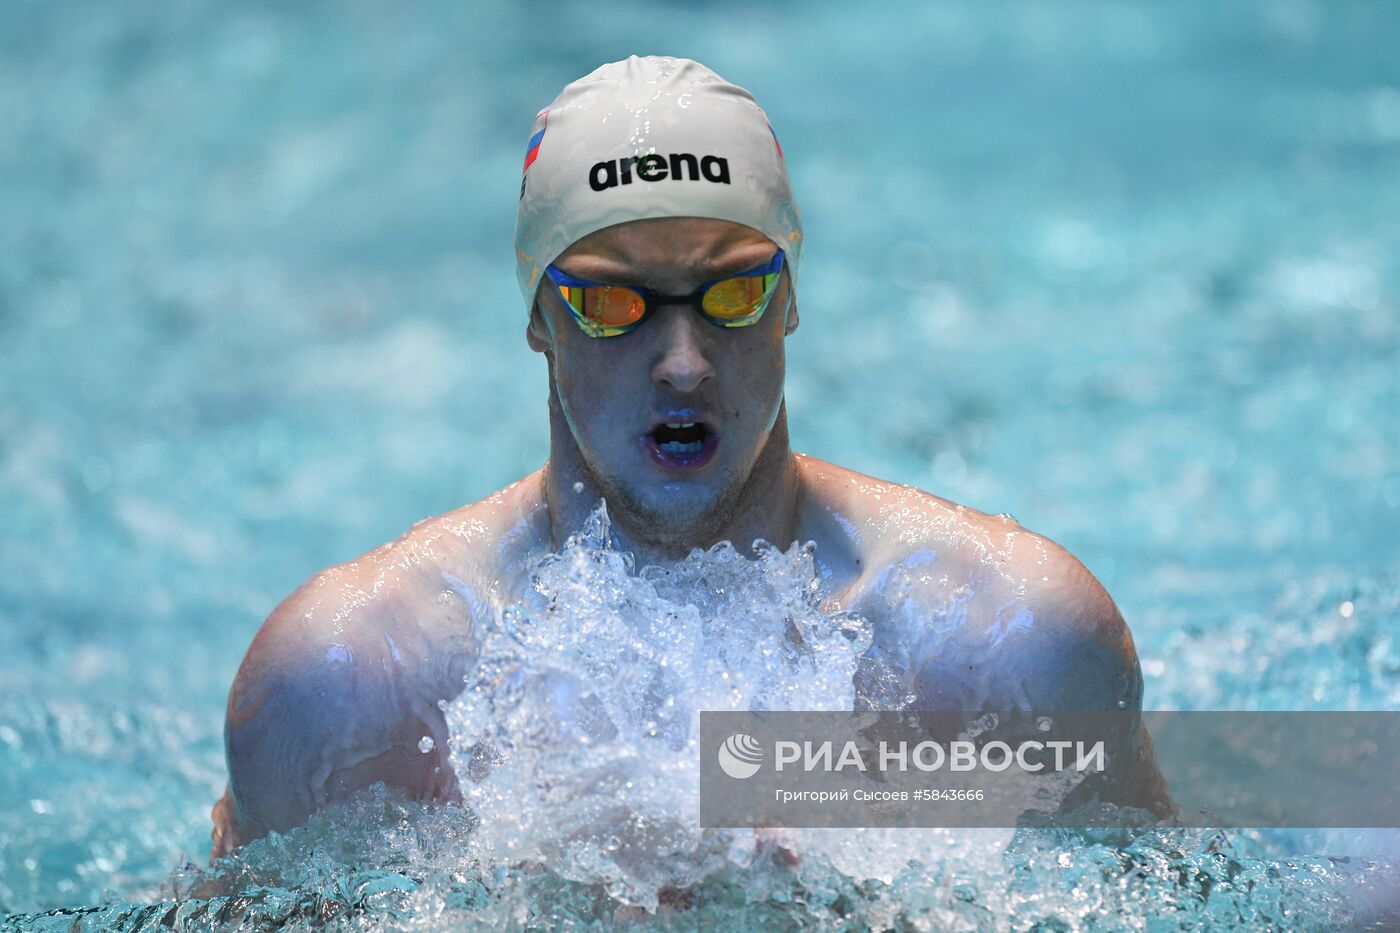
[645,421,719,470]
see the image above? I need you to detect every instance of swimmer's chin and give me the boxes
[605,492,738,553]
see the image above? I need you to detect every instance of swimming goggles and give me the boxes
[544,249,785,338]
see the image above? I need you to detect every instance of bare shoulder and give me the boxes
[231,468,549,714]
[216,471,549,854]
[796,456,1167,812]
[795,454,1139,712]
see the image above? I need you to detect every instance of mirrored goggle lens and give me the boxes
[556,283,646,333]
[702,269,781,324]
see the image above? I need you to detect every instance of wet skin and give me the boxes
[212,218,1171,858]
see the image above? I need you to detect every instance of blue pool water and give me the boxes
[1,0,1398,928]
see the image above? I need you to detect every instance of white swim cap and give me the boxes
[513,56,803,309]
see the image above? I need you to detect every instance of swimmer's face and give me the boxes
[528,217,797,539]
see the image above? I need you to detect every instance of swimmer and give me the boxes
[211,56,1170,858]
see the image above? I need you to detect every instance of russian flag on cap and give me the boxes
[523,129,545,173]
[523,110,548,175]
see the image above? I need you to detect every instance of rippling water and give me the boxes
[2,0,1397,928]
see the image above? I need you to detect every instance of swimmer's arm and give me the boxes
[1010,591,1173,818]
[212,575,475,859]
[909,560,1174,817]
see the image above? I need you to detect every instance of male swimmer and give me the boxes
[212,56,1169,857]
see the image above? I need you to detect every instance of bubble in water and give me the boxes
[966,711,999,737]
[572,481,584,494]
[418,736,435,753]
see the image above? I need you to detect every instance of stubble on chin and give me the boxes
[586,459,748,554]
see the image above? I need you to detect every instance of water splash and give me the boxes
[9,792,1385,931]
[443,501,890,909]
[5,512,1394,929]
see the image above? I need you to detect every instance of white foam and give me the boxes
[443,500,904,908]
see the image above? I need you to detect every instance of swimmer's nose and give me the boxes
[650,307,715,394]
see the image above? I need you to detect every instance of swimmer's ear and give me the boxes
[526,299,553,353]
[782,289,800,336]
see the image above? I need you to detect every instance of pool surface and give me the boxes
[1,0,1398,928]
